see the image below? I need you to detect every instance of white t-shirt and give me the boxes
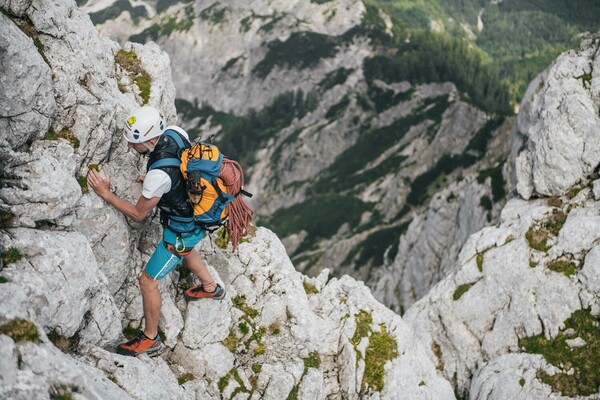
[141,126,190,199]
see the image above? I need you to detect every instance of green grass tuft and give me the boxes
[77,175,89,194]
[350,310,373,349]
[238,322,250,335]
[269,321,281,335]
[45,128,79,148]
[222,329,239,352]
[122,326,139,341]
[547,259,577,277]
[232,295,259,318]
[47,329,77,353]
[362,325,399,393]
[49,384,73,400]
[0,209,16,229]
[177,372,195,385]
[576,72,592,89]
[476,253,484,272]
[453,283,474,300]
[134,75,151,105]
[115,49,152,105]
[2,247,22,266]
[304,351,321,371]
[520,308,600,397]
[0,319,40,343]
[303,282,319,295]
[432,341,444,371]
[252,363,262,374]
[526,209,567,252]
[547,197,563,208]
[218,372,230,392]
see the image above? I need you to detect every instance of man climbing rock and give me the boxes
[87,106,225,356]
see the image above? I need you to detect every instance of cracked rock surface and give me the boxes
[1,1,600,399]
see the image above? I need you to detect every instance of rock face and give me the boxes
[515,37,600,199]
[401,37,600,398]
[405,193,600,399]
[372,174,499,312]
[2,1,600,399]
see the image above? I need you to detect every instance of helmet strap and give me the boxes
[142,142,155,153]
[142,137,159,153]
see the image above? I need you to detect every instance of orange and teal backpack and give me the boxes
[149,130,253,250]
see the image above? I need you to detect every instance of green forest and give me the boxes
[370,0,600,101]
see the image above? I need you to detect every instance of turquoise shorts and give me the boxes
[145,227,206,280]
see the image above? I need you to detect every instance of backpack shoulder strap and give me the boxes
[163,129,187,149]
[149,129,189,170]
[149,158,181,170]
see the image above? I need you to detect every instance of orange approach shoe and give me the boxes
[184,283,226,301]
[116,332,163,357]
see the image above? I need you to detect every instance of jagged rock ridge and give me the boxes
[1,1,600,399]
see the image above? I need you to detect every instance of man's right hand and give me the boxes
[87,169,111,199]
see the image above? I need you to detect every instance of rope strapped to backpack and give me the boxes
[219,158,254,250]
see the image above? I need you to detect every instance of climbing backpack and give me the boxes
[149,129,254,250]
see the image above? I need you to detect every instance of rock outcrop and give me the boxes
[404,36,600,399]
[2,1,600,399]
[515,36,600,199]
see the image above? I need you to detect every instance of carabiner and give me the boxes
[175,236,186,253]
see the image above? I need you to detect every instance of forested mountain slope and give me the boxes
[373,0,600,101]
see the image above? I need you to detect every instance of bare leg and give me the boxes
[184,249,217,292]
[139,271,161,338]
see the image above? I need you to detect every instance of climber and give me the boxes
[87,106,225,357]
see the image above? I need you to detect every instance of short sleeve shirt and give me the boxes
[142,169,171,199]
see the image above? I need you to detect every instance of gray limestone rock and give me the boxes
[516,37,600,199]
[0,228,121,345]
[0,333,131,400]
[373,174,496,312]
[0,12,55,149]
[0,140,81,223]
[404,195,599,397]
[3,1,600,399]
[470,354,560,400]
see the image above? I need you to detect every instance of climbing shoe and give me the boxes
[184,283,226,301]
[116,331,163,357]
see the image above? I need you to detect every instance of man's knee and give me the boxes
[138,271,158,288]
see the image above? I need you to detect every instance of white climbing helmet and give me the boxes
[123,106,165,143]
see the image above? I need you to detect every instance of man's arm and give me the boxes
[87,169,160,222]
